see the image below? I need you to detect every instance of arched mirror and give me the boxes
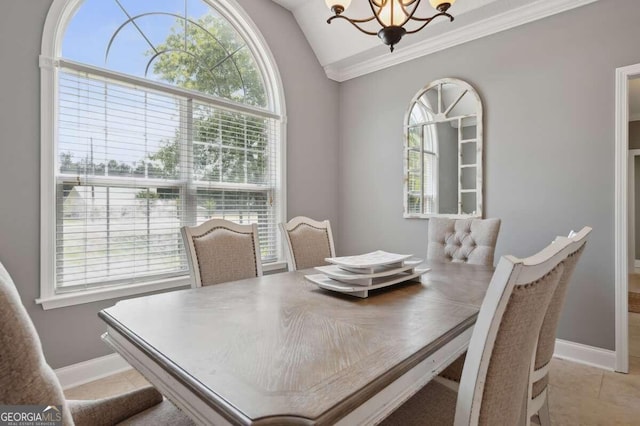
[403,78,483,218]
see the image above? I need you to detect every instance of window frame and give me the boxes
[405,104,440,216]
[38,0,287,310]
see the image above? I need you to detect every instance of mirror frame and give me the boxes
[403,77,483,219]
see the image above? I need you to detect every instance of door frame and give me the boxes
[614,64,640,373]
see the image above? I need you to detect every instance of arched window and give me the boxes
[39,0,285,308]
[406,99,439,214]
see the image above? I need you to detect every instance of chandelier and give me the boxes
[325,0,456,52]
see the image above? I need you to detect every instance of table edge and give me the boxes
[99,307,478,425]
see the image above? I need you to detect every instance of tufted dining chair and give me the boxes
[427,218,501,266]
[381,234,575,426]
[181,219,262,288]
[280,216,336,271]
[0,261,194,426]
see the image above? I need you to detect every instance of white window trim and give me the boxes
[403,106,440,217]
[38,0,287,310]
[35,261,287,310]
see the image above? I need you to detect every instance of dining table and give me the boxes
[98,262,494,425]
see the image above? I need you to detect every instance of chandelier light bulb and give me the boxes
[377,0,409,27]
[325,0,352,14]
[429,0,455,12]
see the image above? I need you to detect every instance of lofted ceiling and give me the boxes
[271,0,600,81]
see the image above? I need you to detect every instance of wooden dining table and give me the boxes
[99,262,494,425]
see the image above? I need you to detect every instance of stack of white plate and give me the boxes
[304,250,429,298]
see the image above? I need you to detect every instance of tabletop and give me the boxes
[99,262,494,425]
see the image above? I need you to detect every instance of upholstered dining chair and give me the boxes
[435,227,591,426]
[0,261,194,426]
[427,218,501,266]
[280,216,336,271]
[526,227,591,426]
[381,232,575,426]
[181,219,262,288]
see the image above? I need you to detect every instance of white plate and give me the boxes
[315,258,423,283]
[305,268,430,297]
[325,250,414,269]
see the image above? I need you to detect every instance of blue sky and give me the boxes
[59,0,265,171]
[60,0,215,169]
[63,0,211,79]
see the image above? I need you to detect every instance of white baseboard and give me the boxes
[553,338,616,371]
[55,353,132,390]
[634,259,640,268]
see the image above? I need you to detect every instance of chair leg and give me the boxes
[538,396,551,426]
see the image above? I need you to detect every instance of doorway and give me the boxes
[614,64,640,373]
[628,82,640,366]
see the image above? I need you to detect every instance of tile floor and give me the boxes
[65,339,640,425]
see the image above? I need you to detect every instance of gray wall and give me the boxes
[0,0,339,368]
[338,0,640,351]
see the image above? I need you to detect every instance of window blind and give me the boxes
[56,68,279,292]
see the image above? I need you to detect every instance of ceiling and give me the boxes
[271,0,600,81]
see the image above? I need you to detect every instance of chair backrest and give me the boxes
[427,218,501,266]
[531,227,591,393]
[0,261,74,425]
[181,219,262,288]
[455,236,575,426]
[280,216,336,271]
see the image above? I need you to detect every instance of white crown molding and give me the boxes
[324,0,599,82]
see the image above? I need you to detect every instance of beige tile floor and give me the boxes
[65,343,640,425]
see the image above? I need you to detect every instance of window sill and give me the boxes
[36,277,190,310]
[262,261,288,273]
[403,213,482,220]
[36,261,288,310]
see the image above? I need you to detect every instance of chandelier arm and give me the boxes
[327,14,377,24]
[327,14,379,35]
[405,13,452,34]
[399,0,423,27]
[368,0,389,29]
[325,1,456,50]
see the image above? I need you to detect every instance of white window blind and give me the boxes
[56,68,279,292]
[406,107,438,215]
